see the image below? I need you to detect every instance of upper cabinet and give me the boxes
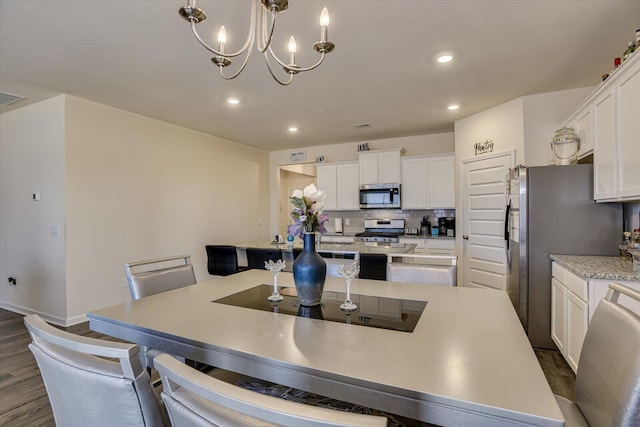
[316,162,360,211]
[562,53,640,202]
[401,154,455,209]
[359,149,402,184]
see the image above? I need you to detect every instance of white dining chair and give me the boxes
[125,255,197,371]
[25,314,168,427]
[554,283,640,426]
[125,255,196,300]
[386,253,457,286]
[155,353,387,427]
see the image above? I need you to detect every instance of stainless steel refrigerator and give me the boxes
[505,164,622,349]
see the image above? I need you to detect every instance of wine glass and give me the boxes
[264,259,286,302]
[338,261,359,311]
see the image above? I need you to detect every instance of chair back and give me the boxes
[575,283,640,427]
[155,354,387,427]
[358,253,388,280]
[246,248,282,270]
[386,254,457,286]
[125,255,196,300]
[205,245,241,276]
[24,314,168,427]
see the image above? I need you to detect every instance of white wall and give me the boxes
[0,96,68,324]
[523,87,594,166]
[269,132,455,234]
[1,95,270,324]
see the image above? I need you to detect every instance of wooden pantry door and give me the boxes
[461,151,514,289]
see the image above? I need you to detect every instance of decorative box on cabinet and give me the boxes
[359,149,401,185]
[316,162,360,211]
[401,154,455,209]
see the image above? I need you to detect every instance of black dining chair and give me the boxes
[359,253,387,280]
[246,248,283,270]
[205,245,246,276]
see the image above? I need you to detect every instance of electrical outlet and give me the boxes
[8,277,16,286]
[345,218,350,226]
[120,278,128,289]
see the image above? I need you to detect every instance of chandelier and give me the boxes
[178,0,335,85]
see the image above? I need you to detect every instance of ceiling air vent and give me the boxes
[0,92,25,105]
[352,123,371,129]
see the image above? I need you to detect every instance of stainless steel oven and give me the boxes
[359,183,401,209]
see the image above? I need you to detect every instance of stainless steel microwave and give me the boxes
[359,183,401,209]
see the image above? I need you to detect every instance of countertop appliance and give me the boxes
[359,183,401,209]
[355,219,405,243]
[506,164,622,349]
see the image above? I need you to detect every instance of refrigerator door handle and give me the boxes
[504,200,511,247]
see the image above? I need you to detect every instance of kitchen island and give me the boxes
[89,270,563,426]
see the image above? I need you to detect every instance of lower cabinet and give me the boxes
[551,260,640,373]
[550,277,566,355]
[551,262,588,373]
[566,291,588,371]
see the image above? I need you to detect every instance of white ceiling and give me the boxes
[1,0,639,151]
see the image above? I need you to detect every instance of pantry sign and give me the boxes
[474,139,494,156]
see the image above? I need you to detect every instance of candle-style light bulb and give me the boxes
[319,7,329,42]
[217,25,227,53]
[320,7,330,26]
[288,36,296,64]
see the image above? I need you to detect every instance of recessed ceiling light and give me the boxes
[447,104,460,110]
[226,98,240,105]
[437,54,454,63]
[288,127,298,132]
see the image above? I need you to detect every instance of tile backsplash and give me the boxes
[324,209,455,234]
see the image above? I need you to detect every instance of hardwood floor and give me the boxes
[0,308,576,426]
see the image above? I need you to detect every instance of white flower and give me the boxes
[303,183,326,202]
[291,189,303,199]
[310,200,325,213]
[303,183,318,198]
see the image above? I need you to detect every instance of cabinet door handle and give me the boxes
[462,235,469,240]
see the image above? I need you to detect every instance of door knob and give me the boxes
[462,235,469,240]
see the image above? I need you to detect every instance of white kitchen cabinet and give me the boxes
[551,261,588,373]
[617,59,640,200]
[593,87,616,200]
[401,154,455,209]
[400,158,428,208]
[316,162,360,211]
[359,149,401,185]
[563,53,639,202]
[551,260,640,373]
[550,277,566,355]
[566,291,588,371]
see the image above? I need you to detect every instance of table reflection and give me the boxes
[213,284,426,333]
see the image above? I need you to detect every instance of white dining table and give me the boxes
[88,269,564,426]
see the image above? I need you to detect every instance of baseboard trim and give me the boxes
[0,302,88,327]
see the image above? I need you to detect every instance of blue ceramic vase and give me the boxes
[293,233,326,306]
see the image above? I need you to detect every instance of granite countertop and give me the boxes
[323,232,455,241]
[235,239,417,255]
[550,255,640,282]
[398,234,456,240]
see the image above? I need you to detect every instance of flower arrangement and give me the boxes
[287,183,330,239]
